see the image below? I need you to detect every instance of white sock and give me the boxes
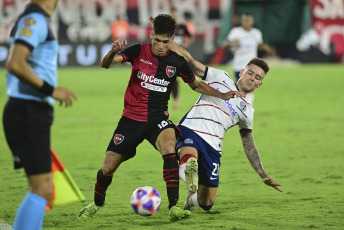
[245,92,255,105]
[188,192,199,208]
[179,163,186,183]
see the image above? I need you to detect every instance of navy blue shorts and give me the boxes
[107,116,178,159]
[3,98,53,175]
[176,125,221,187]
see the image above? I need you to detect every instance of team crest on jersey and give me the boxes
[240,101,247,112]
[166,66,176,78]
[113,134,124,145]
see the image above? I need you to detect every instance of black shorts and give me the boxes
[3,97,53,175]
[107,116,179,159]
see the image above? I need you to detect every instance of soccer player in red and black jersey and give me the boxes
[78,14,240,221]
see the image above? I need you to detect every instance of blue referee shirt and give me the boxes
[6,4,58,105]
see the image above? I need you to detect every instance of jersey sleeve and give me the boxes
[238,110,254,131]
[204,67,233,83]
[178,56,195,83]
[14,13,48,51]
[227,28,237,41]
[118,43,141,63]
[256,29,263,44]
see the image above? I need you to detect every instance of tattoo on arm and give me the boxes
[240,131,268,179]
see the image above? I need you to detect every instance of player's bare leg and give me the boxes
[28,173,53,200]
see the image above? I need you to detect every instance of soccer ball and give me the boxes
[130,186,161,216]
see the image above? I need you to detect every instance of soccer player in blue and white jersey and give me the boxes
[3,1,77,229]
[170,43,282,212]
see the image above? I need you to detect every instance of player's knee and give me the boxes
[199,202,214,211]
[198,196,215,211]
[101,166,116,176]
[160,141,176,154]
[103,151,124,175]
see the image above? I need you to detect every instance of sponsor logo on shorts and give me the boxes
[184,138,193,144]
[114,134,124,145]
[166,66,176,78]
[13,155,21,163]
[210,176,218,180]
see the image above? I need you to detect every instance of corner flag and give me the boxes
[46,148,85,210]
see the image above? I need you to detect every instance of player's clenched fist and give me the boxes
[221,91,243,100]
[111,39,128,53]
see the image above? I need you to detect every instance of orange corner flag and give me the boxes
[46,148,85,210]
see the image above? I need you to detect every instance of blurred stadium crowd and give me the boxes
[0,0,343,66]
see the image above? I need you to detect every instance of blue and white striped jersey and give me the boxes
[178,67,254,153]
[6,4,58,105]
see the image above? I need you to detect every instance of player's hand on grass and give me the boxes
[52,87,78,107]
[111,39,127,53]
[263,177,283,192]
[221,91,243,100]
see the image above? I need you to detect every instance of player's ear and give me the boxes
[239,69,244,78]
[169,35,174,44]
[256,82,263,88]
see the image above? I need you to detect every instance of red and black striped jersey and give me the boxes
[118,43,195,122]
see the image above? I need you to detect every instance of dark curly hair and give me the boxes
[153,14,177,37]
[246,57,269,74]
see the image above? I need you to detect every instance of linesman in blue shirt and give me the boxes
[3,1,77,229]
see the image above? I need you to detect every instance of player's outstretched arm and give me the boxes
[240,129,283,192]
[100,39,126,69]
[222,39,240,49]
[170,42,206,77]
[188,78,242,100]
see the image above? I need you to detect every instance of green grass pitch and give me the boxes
[0,63,343,229]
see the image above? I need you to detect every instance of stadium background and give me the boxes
[0,0,343,66]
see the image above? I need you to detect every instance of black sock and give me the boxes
[162,153,179,209]
[94,169,113,206]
